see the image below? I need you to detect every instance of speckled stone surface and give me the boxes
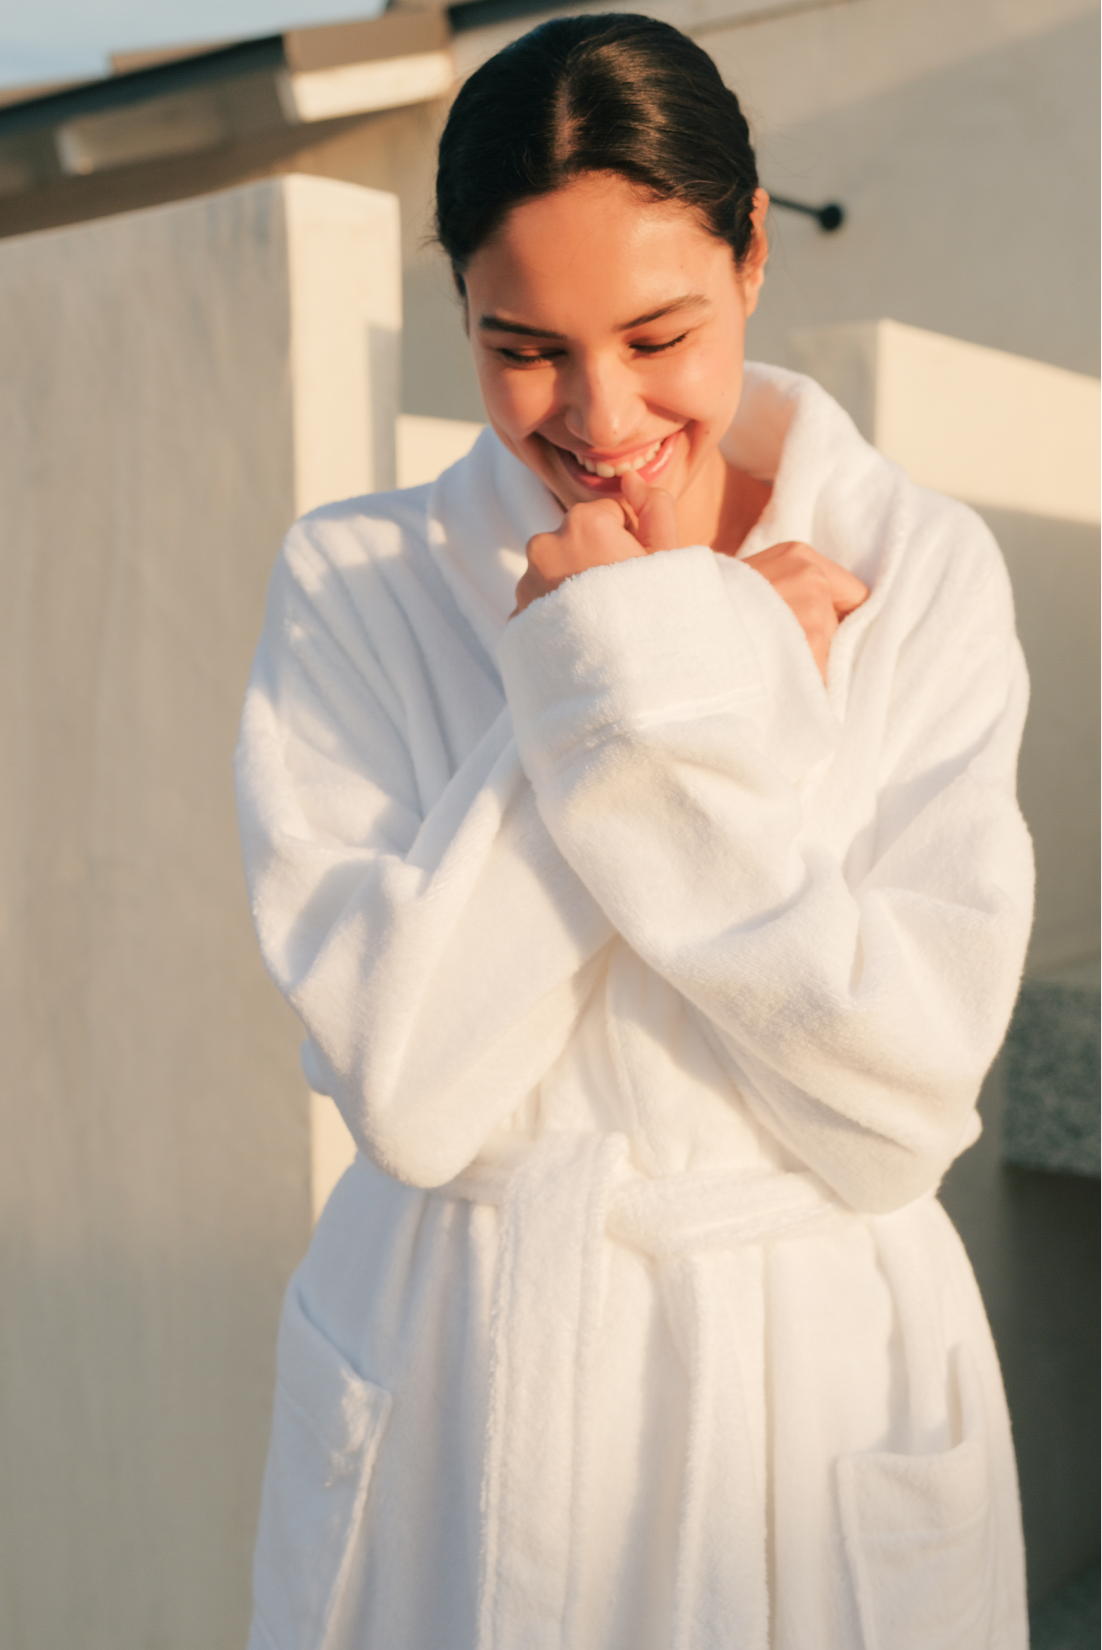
[1003,974,1100,1177]
[1030,1563,1101,1650]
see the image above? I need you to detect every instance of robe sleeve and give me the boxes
[497,534,1035,1214]
[234,521,613,1187]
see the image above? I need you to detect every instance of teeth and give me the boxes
[577,437,663,477]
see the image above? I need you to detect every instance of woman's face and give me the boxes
[463,172,767,519]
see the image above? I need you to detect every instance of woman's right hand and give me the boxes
[513,471,680,615]
[744,541,868,681]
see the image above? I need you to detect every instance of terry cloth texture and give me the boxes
[236,363,1035,1650]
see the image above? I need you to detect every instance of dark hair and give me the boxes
[435,13,759,294]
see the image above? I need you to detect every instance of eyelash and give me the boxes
[497,331,690,365]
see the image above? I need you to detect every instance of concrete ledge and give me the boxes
[791,318,1101,525]
[1004,974,1101,1178]
[1030,1562,1101,1650]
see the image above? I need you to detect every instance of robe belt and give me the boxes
[437,1132,854,1650]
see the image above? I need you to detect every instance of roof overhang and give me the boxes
[0,11,454,200]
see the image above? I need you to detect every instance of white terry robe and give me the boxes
[235,364,1035,1650]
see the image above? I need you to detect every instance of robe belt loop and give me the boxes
[438,1136,851,1650]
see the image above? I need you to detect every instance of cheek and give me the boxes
[661,346,743,436]
[478,364,556,441]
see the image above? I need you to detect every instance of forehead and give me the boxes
[466,173,737,328]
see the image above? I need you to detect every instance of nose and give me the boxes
[562,352,643,452]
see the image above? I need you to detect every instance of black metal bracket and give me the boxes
[769,195,845,232]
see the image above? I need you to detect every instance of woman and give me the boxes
[237,15,1033,1649]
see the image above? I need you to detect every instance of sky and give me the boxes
[0,1,388,87]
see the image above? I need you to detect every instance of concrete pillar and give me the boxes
[0,174,400,1650]
[397,411,484,490]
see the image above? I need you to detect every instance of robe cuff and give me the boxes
[497,545,764,783]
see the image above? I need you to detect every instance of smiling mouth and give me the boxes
[576,437,663,477]
[555,431,679,485]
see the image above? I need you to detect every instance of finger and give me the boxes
[617,495,641,538]
[822,561,869,618]
[620,470,679,552]
[637,487,679,553]
[568,497,631,531]
[512,566,544,615]
[619,469,647,518]
[749,542,868,619]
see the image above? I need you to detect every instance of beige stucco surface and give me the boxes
[0,174,399,1649]
[736,0,1099,382]
[792,319,1101,525]
[286,176,401,507]
[397,411,485,487]
[283,95,479,422]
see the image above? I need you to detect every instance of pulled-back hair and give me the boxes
[435,13,759,293]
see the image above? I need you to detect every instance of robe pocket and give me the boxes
[837,1344,995,1650]
[252,1283,392,1650]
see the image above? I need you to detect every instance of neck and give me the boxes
[675,447,728,548]
[677,448,771,555]
[713,460,772,556]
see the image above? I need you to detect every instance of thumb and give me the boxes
[620,469,679,552]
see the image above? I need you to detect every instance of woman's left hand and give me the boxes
[744,541,868,682]
[513,470,679,615]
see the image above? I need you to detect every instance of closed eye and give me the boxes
[496,331,691,366]
[633,332,690,355]
[496,346,564,365]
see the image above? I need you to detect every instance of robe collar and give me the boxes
[426,362,899,662]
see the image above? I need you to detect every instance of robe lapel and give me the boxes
[424,366,909,741]
[426,428,562,661]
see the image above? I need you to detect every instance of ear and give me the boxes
[740,188,770,316]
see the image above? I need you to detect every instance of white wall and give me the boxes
[397,411,484,487]
[791,319,1100,525]
[0,174,399,1650]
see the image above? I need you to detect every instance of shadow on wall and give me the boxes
[402,254,482,422]
[743,8,1101,381]
[983,509,1100,975]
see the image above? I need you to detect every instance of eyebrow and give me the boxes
[477,293,711,337]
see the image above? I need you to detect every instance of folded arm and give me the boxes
[235,525,612,1186]
[498,539,1034,1212]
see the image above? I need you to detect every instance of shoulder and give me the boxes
[272,481,467,647]
[798,385,1018,646]
[890,483,1017,642]
[748,362,1014,625]
[282,483,432,588]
